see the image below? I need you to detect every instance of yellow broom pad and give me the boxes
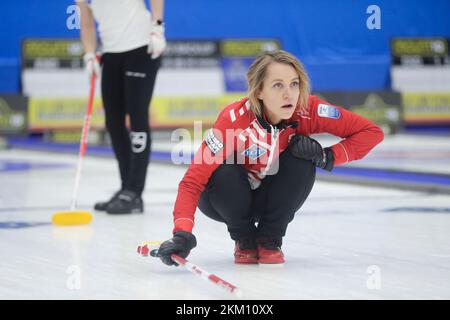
[52,211,93,226]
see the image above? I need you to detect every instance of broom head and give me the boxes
[52,210,93,226]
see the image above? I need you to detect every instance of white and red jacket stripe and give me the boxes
[172,96,384,233]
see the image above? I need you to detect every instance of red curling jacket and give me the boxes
[172,96,384,233]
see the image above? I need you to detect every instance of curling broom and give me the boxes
[52,74,97,226]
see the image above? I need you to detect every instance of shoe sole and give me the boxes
[234,259,258,264]
[258,258,285,264]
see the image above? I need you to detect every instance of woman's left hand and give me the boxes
[289,135,334,171]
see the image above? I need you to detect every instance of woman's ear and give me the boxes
[257,91,263,100]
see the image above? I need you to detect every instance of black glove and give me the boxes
[158,231,197,266]
[289,135,334,171]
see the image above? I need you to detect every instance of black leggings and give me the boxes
[101,46,160,196]
[198,150,316,240]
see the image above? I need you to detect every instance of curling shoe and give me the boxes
[94,189,122,211]
[106,190,143,214]
[257,237,285,264]
[234,237,258,264]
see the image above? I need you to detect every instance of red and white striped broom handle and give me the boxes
[170,253,242,297]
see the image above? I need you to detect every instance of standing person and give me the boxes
[77,0,166,214]
[155,50,384,265]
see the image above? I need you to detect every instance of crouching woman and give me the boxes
[156,50,384,265]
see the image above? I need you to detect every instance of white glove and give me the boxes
[148,22,166,59]
[83,52,101,81]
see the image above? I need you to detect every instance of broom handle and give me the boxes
[143,247,242,297]
[70,74,97,211]
[170,254,242,296]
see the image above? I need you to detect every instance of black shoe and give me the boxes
[94,189,122,211]
[106,190,143,214]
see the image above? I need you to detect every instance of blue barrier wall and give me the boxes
[1,0,449,93]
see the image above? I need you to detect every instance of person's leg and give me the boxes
[199,164,257,239]
[198,163,258,263]
[253,150,316,263]
[124,46,161,196]
[106,47,160,214]
[101,52,130,188]
[256,150,316,238]
[95,52,129,211]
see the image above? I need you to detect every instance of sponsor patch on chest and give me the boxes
[318,104,341,119]
[242,144,267,160]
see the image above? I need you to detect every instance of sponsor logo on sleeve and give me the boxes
[318,104,341,119]
[205,129,224,155]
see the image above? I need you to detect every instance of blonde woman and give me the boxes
[157,50,384,265]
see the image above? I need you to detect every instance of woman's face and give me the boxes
[257,62,300,125]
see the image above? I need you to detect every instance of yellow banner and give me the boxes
[220,40,280,57]
[23,40,82,59]
[28,98,105,130]
[150,94,245,127]
[28,94,247,131]
[402,93,450,123]
[392,38,448,57]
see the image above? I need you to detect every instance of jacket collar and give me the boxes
[256,111,298,133]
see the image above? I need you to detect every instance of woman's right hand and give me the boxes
[158,231,197,266]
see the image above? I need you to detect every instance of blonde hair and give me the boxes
[247,50,310,117]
